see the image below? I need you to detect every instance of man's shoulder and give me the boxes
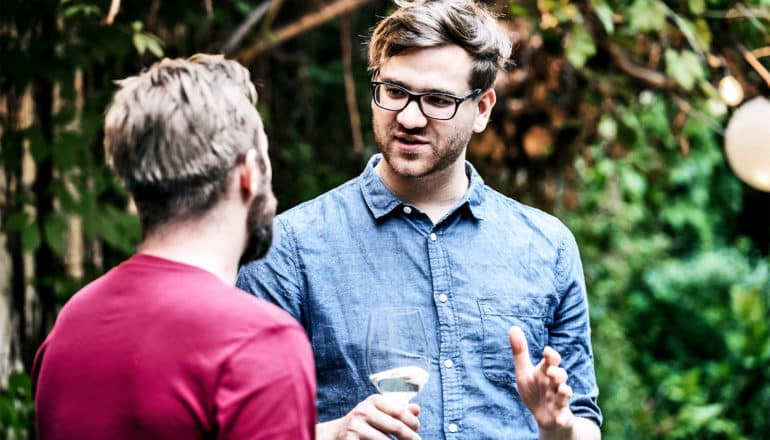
[480,185,573,238]
[276,176,363,226]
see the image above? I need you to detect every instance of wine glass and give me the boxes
[366,308,430,406]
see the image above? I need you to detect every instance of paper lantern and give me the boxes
[724,96,770,192]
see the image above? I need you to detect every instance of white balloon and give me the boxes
[724,96,770,192]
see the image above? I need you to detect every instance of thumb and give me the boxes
[509,326,533,374]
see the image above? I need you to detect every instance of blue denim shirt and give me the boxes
[237,154,601,439]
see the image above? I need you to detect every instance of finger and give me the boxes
[509,326,533,375]
[555,383,573,408]
[407,403,421,417]
[365,408,421,440]
[372,395,421,433]
[543,346,562,367]
[348,416,395,440]
[546,365,568,387]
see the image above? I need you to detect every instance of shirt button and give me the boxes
[403,206,412,214]
[430,233,437,241]
[443,359,454,368]
[448,423,458,433]
[438,294,448,303]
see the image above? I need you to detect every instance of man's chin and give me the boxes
[238,226,273,267]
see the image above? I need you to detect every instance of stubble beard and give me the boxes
[374,119,472,180]
[238,191,276,267]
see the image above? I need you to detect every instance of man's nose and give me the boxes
[396,100,428,129]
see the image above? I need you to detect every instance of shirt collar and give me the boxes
[359,154,487,221]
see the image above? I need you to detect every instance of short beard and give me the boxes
[238,192,275,267]
[374,120,471,179]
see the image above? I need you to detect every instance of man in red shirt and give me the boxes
[32,54,316,439]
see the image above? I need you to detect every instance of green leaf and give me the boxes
[143,33,164,58]
[689,0,706,14]
[132,33,147,55]
[3,211,28,232]
[52,132,83,170]
[621,167,647,199]
[1,132,24,170]
[694,19,712,52]
[591,0,614,34]
[235,1,253,16]
[508,4,529,17]
[565,25,596,68]
[98,205,141,254]
[53,104,77,125]
[628,0,666,32]
[665,49,704,91]
[44,213,69,258]
[62,4,101,18]
[669,13,708,54]
[132,32,164,58]
[22,224,41,252]
[26,127,50,162]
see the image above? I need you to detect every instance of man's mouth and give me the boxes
[394,134,429,146]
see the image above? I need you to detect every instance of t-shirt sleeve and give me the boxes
[215,322,316,440]
[31,338,49,397]
[551,228,603,427]
[236,217,305,324]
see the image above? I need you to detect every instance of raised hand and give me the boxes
[317,394,421,440]
[509,326,575,433]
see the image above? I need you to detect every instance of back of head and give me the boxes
[104,54,264,233]
[368,0,512,90]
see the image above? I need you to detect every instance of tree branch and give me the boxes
[104,0,121,25]
[222,1,275,56]
[236,0,375,65]
[606,42,675,90]
[740,45,770,88]
[340,15,364,153]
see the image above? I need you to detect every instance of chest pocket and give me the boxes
[478,296,552,384]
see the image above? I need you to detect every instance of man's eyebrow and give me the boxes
[378,77,457,95]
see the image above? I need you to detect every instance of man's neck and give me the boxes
[376,160,469,224]
[137,210,244,284]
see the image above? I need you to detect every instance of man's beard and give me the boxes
[374,121,471,179]
[238,192,275,267]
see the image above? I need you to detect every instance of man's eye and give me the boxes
[384,86,407,98]
[424,94,453,107]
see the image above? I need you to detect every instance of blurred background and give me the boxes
[1,0,769,438]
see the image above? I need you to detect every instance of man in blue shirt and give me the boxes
[237,1,602,438]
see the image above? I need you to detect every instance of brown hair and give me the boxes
[104,54,265,232]
[368,0,512,90]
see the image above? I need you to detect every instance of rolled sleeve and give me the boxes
[551,228,602,427]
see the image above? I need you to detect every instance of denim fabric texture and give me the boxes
[237,154,602,439]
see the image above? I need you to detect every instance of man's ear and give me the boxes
[472,88,497,133]
[239,148,260,196]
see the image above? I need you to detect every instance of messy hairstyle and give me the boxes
[104,54,265,232]
[368,0,512,90]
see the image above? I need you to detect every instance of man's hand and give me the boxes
[316,394,421,440]
[509,326,575,433]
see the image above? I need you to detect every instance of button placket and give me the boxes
[427,227,461,430]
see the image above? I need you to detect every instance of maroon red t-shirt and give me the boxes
[33,254,316,439]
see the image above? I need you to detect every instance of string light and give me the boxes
[718,75,745,106]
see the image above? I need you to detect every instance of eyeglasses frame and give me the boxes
[370,80,483,121]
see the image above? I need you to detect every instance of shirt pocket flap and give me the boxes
[478,295,554,384]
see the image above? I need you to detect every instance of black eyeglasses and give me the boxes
[370,81,482,120]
